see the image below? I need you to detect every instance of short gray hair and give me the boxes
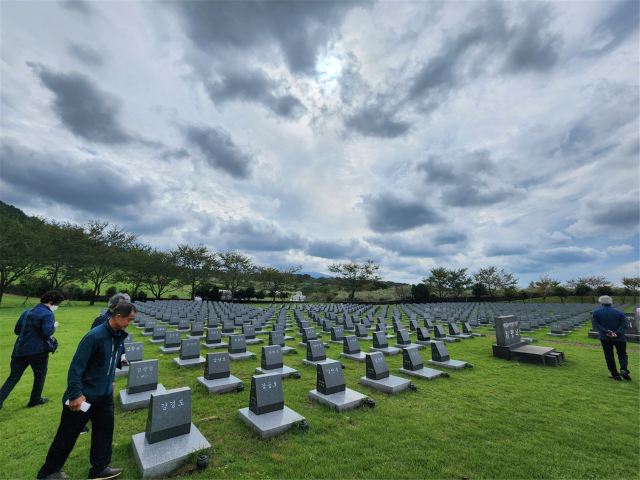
[598,295,613,305]
[108,292,131,309]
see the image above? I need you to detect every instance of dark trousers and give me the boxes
[37,394,114,478]
[0,352,49,407]
[600,339,628,375]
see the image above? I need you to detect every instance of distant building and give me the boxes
[290,291,305,302]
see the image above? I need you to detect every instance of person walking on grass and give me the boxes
[0,290,64,409]
[592,295,631,381]
[36,303,135,480]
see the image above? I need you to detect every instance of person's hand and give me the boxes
[610,332,617,338]
[68,395,86,412]
[121,358,130,367]
[54,322,59,328]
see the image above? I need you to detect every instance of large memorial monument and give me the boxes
[492,316,565,366]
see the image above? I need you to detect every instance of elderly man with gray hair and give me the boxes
[592,295,630,381]
[91,293,131,330]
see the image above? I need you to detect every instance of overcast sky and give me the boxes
[1,0,638,286]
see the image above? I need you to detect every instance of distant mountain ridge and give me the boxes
[300,271,333,279]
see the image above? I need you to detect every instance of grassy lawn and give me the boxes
[0,297,638,479]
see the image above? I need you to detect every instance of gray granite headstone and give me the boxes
[272,323,285,333]
[152,326,167,341]
[242,325,256,339]
[355,324,368,338]
[229,335,247,354]
[145,387,191,444]
[206,328,222,344]
[164,331,181,349]
[269,331,285,347]
[396,329,411,345]
[128,359,159,394]
[417,327,430,341]
[431,341,450,362]
[331,326,345,342]
[372,331,388,349]
[249,373,284,415]
[402,347,423,371]
[366,352,389,380]
[124,332,134,344]
[204,352,230,380]
[222,321,235,333]
[302,327,318,343]
[317,360,345,395]
[307,339,326,362]
[144,320,157,333]
[125,342,144,362]
[433,325,447,338]
[190,322,204,336]
[494,316,521,346]
[177,318,190,330]
[261,345,283,370]
[449,324,461,336]
[343,335,361,354]
[180,339,200,360]
[207,317,218,328]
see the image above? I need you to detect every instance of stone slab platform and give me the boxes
[119,385,166,411]
[309,388,367,412]
[197,375,243,394]
[301,359,331,367]
[255,365,298,379]
[393,343,425,350]
[427,359,468,370]
[339,352,367,363]
[369,347,401,356]
[203,342,227,350]
[172,356,206,368]
[159,346,180,354]
[360,375,410,394]
[132,423,210,478]
[229,352,257,361]
[399,367,443,381]
[238,406,305,439]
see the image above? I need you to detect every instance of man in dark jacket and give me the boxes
[0,290,64,409]
[36,303,136,480]
[592,295,631,381]
[91,292,131,329]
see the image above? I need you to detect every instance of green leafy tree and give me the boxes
[411,283,430,301]
[535,274,559,303]
[0,216,46,305]
[471,283,488,298]
[448,268,472,297]
[621,277,640,304]
[553,285,569,303]
[584,276,613,303]
[83,221,138,305]
[120,243,151,297]
[141,249,182,299]
[574,283,591,304]
[216,251,256,303]
[41,221,88,290]
[327,260,382,301]
[503,286,519,303]
[257,265,302,301]
[423,267,449,298]
[473,266,518,299]
[175,244,218,300]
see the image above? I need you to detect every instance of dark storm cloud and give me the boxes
[28,63,130,144]
[583,1,639,58]
[67,43,105,67]
[590,198,640,228]
[0,138,154,214]
[159,147,189,161]
[361,193,443,233]
[218,219,305,252]
[484,242,530,257]
[59,0,96,17]
[184,124,254,179]
[171,1,361,75]
[365,235,443,258]
[343,104,411,139]
[560,120,594,155]
[417,150,520,207]
[206,68,306,119]
[306,238,375,261]
[530,247,607,264]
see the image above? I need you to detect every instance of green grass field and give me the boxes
[1,296,638,479]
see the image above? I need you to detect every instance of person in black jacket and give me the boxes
[592,295,631,381]
[91,292,131,329]
[36,303,135,480]
[0,290,64,409]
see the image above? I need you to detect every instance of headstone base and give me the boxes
[281,346,297,355]
[432,337,460,343]
[115,366,129,377]
[450,334,473,340]
[309,388,367,412]
[399,367,443,381]
[141,332,153,337]
[220,332,236,338]
[360,375,410,394]
[415,340,434,345]
[255,330,269,335]
[148,339,164,344]
[254,365,298,378]
[203,342,227,350]
[237,406,305,439]
[186,335,206,339]
[119,385,167,411]
[301,359,330,367]
[172,356,206,368]
[329,340,343,345]
[298,342,330,348]
[159,346,180,354]
[427,359,468,370]
[546,332,566,337]
[245,338,264,345]
[355,336,373,341]
[369,346,401,356]
[229,352,256,361]
[393,343,425,350]
[339,352,368,363]
[131,423,211,478]
[196,375,243,394]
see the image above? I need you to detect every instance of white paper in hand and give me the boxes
[65,399,91,412]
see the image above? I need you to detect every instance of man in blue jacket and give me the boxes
[592,295,631,381]
[0,290,64,409]
[36,303,136,480]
